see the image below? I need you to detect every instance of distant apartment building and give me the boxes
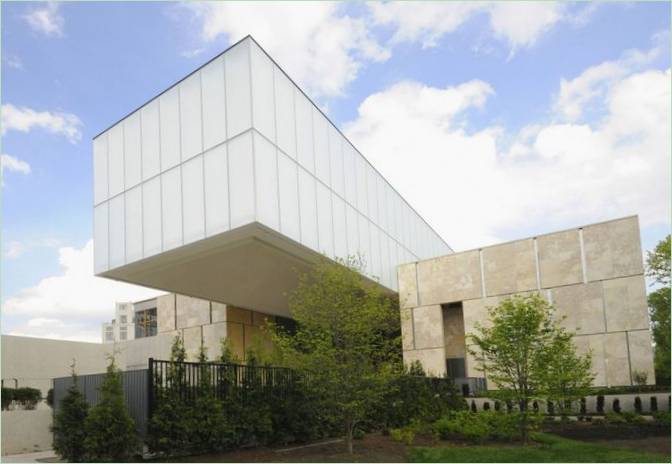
[102,299,158,343]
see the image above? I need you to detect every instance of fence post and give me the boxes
[147,358,154,420]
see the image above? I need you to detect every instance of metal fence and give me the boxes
[53,369,149,435]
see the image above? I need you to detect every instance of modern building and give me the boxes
[102,298,158,343]
[93,36,655,386]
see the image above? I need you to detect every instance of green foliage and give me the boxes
[46,388,54,408]
[604,412,627,424]
[218,337,240,364]
[647,235,671,385]
[646,235,670,286]
[1,387,42,410]
[52,369,89,462]
[432,411,541,443]
[409,432,669,463]
[270,256,402,454]
[468,294,592,441]
[652,411,670,426]
[632,371,649,387]
[389,427,415,446]
[619,411,647,424]
[83,357,138,462]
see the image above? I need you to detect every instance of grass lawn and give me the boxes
[409,433,670,463]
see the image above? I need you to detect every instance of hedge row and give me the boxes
[1,387,42,410]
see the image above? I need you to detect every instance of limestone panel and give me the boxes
[537,230,583,288]
[400,307,414,351]
[574,334,606,387]
[483,239,538,296]
[465,344,482,378]
[226,322,245,360]
[604,332,631,387]
[552,282,605,335]
[443,306,466,359]
[157,294,176,333]
[583,217,643,282]
[227,306,253,325]
[211,302,227,323]
[176,294,211,329]
[398,263,418,309]
[462,296,500,337]
[627,330,656,385]
[202,322,227,359]
[413,305,444,350]
[602,275,649,332]
[417,251,482,305]
[182,326,202,361]
[403,348,446,376]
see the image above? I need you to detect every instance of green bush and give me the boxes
[432,410,542,443]
[620,411,647,424]
[390,427,415,446]
[604,412,627,424]
[83,358,138,461]
[652,411,670,426]
[52,374,89,462]
[1,387,41,410]
[1,388,13,410]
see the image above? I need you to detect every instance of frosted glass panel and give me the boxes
[160,87,181,170]
[143,177,162,257]
[253,133,279,229]
[108,123,124,197]
[141,100,160,180]
[385,185,396,240]
[124,112,142,189]
[228,132,255,228]
[354,155,367,216]
[274,70,296,159]
[225,40,252,137]
[109,195,125,268]
[204,144,229,236]
[250,41,275,142]
[313,108,330,186]
[278,153,300,241]
[369,225,381,281]
[358,214,371,276]
[180,73,203,162]
[376,176,387,231]
[316,182,333,257]
[380,233,390,287]
[125,185,142,262]
[298,169,318,250]
[332,195,347,260]
[94,203,108,273]
[295,90,314,173]
[202,57,227,150]
[182,155,205,244]
[161,166,183,250]
[345,204,359,257]
[93,135,108,204]
[367,165,379,225]
[342,143,356,207]
[329,128,344,197]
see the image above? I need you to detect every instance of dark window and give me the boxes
[446,358,466,378]
[135,308,157,338]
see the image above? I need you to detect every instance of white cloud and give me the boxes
[1,104,82,143]
[181,1,390,98]
[555,37,664,121]
[345,66,671,250]
[2,240,163,321]
[24,2,64,37]
[3,237,59,259]
[369,1,567,52]
[1,154,31,175]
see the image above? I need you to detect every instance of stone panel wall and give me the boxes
[400,216,655,386]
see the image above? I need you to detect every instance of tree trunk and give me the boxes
[345,421,354,454]
[520,400,528,445]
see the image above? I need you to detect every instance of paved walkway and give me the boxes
[1,450,58,463]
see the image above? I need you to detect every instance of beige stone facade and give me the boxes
[398,216,655,387]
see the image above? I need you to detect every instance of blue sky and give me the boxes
[2,1,670,341]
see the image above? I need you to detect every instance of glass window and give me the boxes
[135,308,157,338]
[120,315,127,324]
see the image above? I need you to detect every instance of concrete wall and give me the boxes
[1,409,53,455]
[1,335,111,395]
[399,216,655,386]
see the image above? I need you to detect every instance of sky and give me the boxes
[1,1,670,343]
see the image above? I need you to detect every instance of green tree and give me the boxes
[271,256,401,454]
[538,330,594,417]
[468,294,582,443]
[83,356,138,461]
[647,235,671,385]
[52,363,89,462]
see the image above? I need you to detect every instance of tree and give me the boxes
[647,235,671,385]
[52,363,89,462]
[537,330,594,418]
[468,294,590,443]
[271,256,401,454]
[83,356,138,461]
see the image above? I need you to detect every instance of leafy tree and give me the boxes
[271,256,401,454]
[52,363,89,462]
[468,294,580,443]
[218,337,241,364]
[647,235,671,385]
[83,356,138,461]
[537,330,593,417]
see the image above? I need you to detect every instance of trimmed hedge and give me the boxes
[1,387,42,410]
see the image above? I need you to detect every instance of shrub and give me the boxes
[83,358,138,461]
[620,411,646,424]
[432,411,538,444]
[604,412,627,424]
[389,427,415,446]
[1,388,13,410]
[46,388,54,408]
[52,374,89,462]
[652,411,670,426]
[2,387,41,410]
